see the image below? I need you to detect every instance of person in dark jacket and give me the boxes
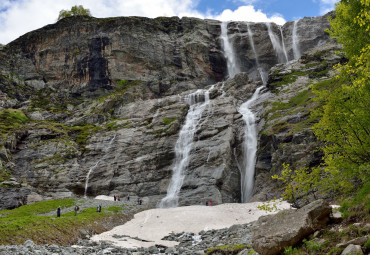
[57,206,61,217]
[74,205,79,216]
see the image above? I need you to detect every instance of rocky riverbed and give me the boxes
[0,222,255,255]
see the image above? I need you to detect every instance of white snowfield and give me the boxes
[91,199,291,249]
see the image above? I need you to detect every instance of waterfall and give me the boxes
[247,23,267,84]
[220,21,240,78]
[152,108,160,123]
[292,19,301,59]
[159,85,215,208]
[238,86,264,202]
[84,134,116,197]
[266,22,288,63]
[279,26,289,62]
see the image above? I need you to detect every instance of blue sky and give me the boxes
[0,0,338,45]
[196,0,336,21]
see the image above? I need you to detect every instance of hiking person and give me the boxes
[97,205,102,212]
[127,195,130,201]
[114,195,116,201]
[209,201,213,206]
[206,201,209,206]
[57,206,61,217]
[74,205,79,216]
[139,199,142,205]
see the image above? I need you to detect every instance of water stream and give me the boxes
[220,22,239,78]
[159,85,215,208]
[84,134,116,197]
[279,26,289,62]
[238,86,264,202]
[247,23,267,84]
[292,19,301,59]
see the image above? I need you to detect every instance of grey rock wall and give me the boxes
[0,13,337,208]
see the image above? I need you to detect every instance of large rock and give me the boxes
[341,244,364,255]
[251,199,332,255]
[0,188,32,210]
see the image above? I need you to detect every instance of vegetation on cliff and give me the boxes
[57,5,92,21]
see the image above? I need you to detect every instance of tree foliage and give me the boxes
[57,5,92,21]
[275,0,370,206]
[313,0,370,194]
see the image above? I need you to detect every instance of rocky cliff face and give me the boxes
[0,12,339,209]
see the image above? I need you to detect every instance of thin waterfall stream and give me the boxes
[279,26,289,62]
[159,85,215,208]
[84,134,116,197]
[247,23,266,84]
[292,19,301,59]
[220,21,239,78]
[266,22,288,63]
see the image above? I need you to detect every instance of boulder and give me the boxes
[341,244,363,255]
[251,199,331,255]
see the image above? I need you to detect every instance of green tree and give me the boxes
[312,0,370,196]
[275,0,370,206]
[57,5,92,21]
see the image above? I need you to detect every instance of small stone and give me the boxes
[313,230,320,238]
[24,240,35,248]
[147,246,158,253]
[331,210,342,223]
[164,247,177,254]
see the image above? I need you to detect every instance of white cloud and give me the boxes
[0,0,285,45]
[315,0,339,15]
[210,5,285,25]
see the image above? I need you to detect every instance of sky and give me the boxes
[0,0,339,45]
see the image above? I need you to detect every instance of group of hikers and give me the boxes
[56,204,101,217]
[200,201,213,206]
[116,195,143,205]
[56,194,144,217]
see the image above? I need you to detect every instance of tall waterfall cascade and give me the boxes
[238,86,264,202]
[84,134,116,197]
[220,22,240,78]
[292,19,301,59]
[266,22,288,64]
[159,85,215,208]
[220,21,265,202]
